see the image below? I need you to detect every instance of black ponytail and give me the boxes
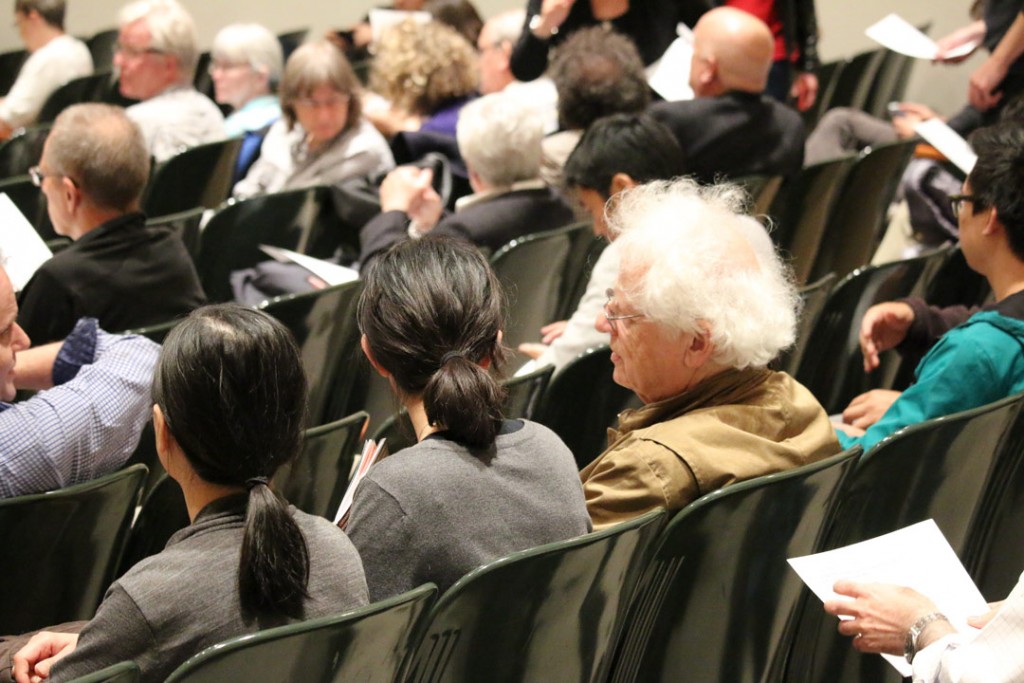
[358,237,510,450]
[153,305,311,619]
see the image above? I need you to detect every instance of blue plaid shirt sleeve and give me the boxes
[0,318,160,498]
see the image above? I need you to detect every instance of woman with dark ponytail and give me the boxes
[347,237,590,601]
[12,305,368,683]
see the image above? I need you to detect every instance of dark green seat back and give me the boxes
[403,509,666,683]
[275,411,370,519]
[0,465,147,633]
[533,345,639,470]
[66,661,140,683]
[774,272,837,375]
[258,280,366,427]
[0,123,51,180]
[143,137,244,218]
[783,394,1024,683]
[117,474,189,578]
[609,449,859,683]
[164,584,437,683]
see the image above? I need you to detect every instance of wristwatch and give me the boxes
[529,14,558,39]
[904,612,949,664]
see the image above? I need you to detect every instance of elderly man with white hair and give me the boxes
[358,91,574,265]
[115,0,225,161]
[581,178,840,530]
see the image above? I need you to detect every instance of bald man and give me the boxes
[647,6,806,184]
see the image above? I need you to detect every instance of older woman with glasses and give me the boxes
[233,40,394,199]
[209,23,283,138]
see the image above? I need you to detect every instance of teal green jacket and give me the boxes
[838,311,1024,452]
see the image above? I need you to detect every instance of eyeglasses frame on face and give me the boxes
[293,93,350,110]
[948,193,977,219]
[603,288,644,330]
[29,165,76,189]
[208,60,254,76]
[114,42,166,60]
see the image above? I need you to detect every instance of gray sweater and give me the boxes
[347,420,592,601]
[49,496,368,683]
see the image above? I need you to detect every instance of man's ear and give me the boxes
[61,176,80,211]
[360,334,391,379]
[681,323,716,369]
[700,56,718,89]
[983,205,1002,237]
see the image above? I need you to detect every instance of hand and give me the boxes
[540,320,568,344]
[890,102,937,139]
[967,600,1005,629]
[325,30,349,52]
[533,0,575,37]
[824,581,947,656]
[934,20,985,64]
[790,72,818,112]
[352,22,374,49]
[518,342,549,359]
[408,181,444,234]
[842,389,901,429]
[859,302,915,373]
[833,422,866,439]
[380,166,433,214]
[969,56,1008,111]
[13,632,79,683]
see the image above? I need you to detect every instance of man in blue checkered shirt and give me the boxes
[0,265,159,498]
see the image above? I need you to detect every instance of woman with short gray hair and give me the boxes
[210,23,283,137]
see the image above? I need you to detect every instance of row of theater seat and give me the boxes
[5,383,1023,683]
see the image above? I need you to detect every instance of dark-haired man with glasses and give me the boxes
[16,103,204,344]
[836,121,1024,452]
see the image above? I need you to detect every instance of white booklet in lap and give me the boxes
[0,193,51,292]
[789,519,987,676]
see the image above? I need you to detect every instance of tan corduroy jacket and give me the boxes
[580,366,840,530]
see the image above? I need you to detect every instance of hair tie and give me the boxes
[440,351,465,366]
[245,476,269,490]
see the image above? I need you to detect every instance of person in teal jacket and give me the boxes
[836,121,1024,451]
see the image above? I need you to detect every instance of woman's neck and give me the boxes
[181,477,246,522]
[405,397,441,442]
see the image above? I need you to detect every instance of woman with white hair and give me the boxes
[210,23,283,137]
[580,177,840,530]
[233,40,394,199]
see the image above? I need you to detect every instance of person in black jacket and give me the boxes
[510,0,709,82]
[359,91,574,266]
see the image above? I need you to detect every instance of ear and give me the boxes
[681,323,716,369]
[610,173,637,195]
[983,205,1002,237]
[61,176,80,212]
[700,56,718,88]
[360,334,391,379]
[152,404,174,470]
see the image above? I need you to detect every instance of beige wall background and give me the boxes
[0,0,982,116]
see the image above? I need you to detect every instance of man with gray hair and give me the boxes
[0,0,92,138]
[114,0,225,161]
[581,178,839,530]
[17,103,205,344]
[477,9,557,133]
[358,91,574,265]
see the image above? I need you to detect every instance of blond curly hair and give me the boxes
[370,20,479,117]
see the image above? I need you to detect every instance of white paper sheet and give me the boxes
[914,118,978,174]
[789,520,988,676]
[866,14,978,60]
[368,8,431,44]
[647,26,695,102]
[0,193,51,292]
[258,245,359,287]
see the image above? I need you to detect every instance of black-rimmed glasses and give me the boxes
[948,193,976,219]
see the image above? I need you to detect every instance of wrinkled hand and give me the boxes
[790,72,818,112]
[406,169,444,233]
[518,342,549,359]
[967,600,1005,629]
[540,320,568,344]
[859,302,915,373]
[842,389,901,429]
[824,581,943,656]
[969,56,1008,111]
[934,20,985,64]
[13,632,79,683]
[380,166,433,214]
